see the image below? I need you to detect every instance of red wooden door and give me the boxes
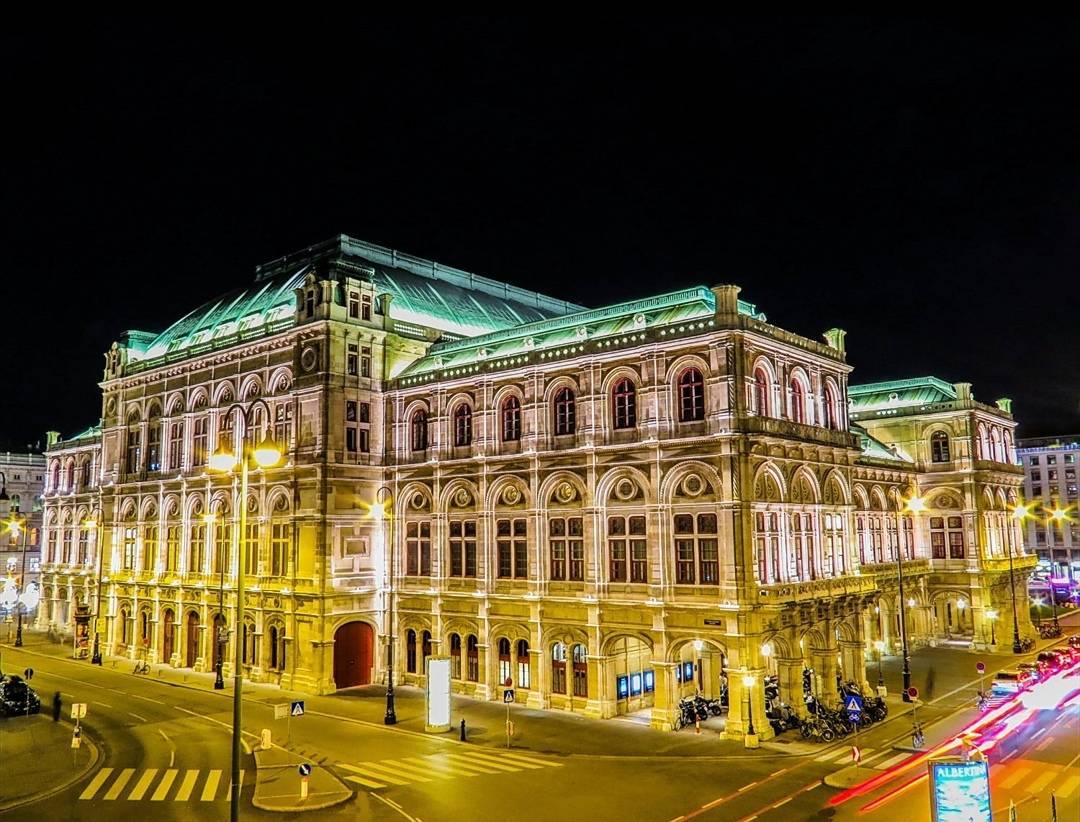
[334,622,374,688]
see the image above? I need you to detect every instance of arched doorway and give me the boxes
[185,611,200,667]
[606,635,654,715]
[333,621,374,688]
[213,614,227,672]
[162,609,175,662]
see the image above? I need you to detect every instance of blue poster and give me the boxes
[630,673,642,696]
[929,760,992,822]
[616,675,629,699]
[643,670,655,693]
[683,661,694,682]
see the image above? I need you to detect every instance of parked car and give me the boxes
[0,675,41,717]
[991,669,1032,695]
[1037,650,1068,673]
[1016,662,1043,683]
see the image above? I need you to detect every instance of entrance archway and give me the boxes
[607,635,654,715]
[333,621,374,688]
[162,609,175,662]
[185,611,200,667]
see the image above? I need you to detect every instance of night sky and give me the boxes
[3,19,1078,451]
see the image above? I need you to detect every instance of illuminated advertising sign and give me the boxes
[630,673,642,696]
[617,675,629,699]
[928,759,992,822]
[425,656,452,732]
[644,670,655,693]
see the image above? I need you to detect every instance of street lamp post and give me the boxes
[210,400,280,822]
[82,507,104,665]
[371,486,397,725]
[874,639,885,688]
[899,495,925,701]
[207,512,226,691]
[986,609,998,647]
[1048,507,1071,628]
[742,673,758,748]
[6,515,30,647]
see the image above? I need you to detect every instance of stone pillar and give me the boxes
[811,646,839,707]
[650,662,677,731]
[776,656,808,718]
[585,654,603,718]
[476,643,491,700]
[839,640,867,691]
[725,669,775,741]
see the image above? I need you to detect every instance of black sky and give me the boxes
[3,18,1078,451]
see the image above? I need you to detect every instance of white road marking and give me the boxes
[151,769,178,801]
[1036,735,1055,751]
[1057,774,1080,799]
[343,773,388,789]
[1028,770,1058,795]
[79,768,113,800]
[875,752,911,770]
[339,762,412,786]
[1031,727,1046,738]
[129,712,148,722]
[128,769,158,800]
[103,768,136,801]
[94,701,114,709]
[737,781,759,792]
[174,770,199,801]
[999,766,1031,789]
[200,770,221,802]
[371,793,422,822]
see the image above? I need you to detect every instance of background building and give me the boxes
[37,235,1034,737]
[1,443,50,636]
[1017,435,1080,579]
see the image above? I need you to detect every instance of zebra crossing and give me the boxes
[79,767,244,802]
[992,761,1080,800]
[812,746,914,771]
[338,749,563,790]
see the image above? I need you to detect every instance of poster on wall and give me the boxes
[425,656,452,733]
[73,604,91,659]
[928,759,992,822]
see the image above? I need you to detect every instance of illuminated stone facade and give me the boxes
[1,448,47,626]
[37,236,1033,736]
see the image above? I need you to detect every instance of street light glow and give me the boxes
[253,436,281,468]
[209,448,239,472]
[986,609,998,620]
[904,495,927,513]
[742,674,754,688]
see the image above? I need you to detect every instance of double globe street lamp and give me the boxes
[208,400,281,822]
[82,507,104,664]
[367,487,397,725]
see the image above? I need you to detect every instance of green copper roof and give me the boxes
[851,422,912,464]
[847,376,957,411]
[129,237,584,365]
[397,286,766,379]
[65,425,101,443]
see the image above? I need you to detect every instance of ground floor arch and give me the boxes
[185,610,200,668]
[333,621,374,689]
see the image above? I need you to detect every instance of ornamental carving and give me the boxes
[501,485,523,506]
[554,482,577,504]
[272,493,290,513]
[452,488,472,508]
[680,474,705,498]
[823,477,842,505]
[613,478,638,502]
[300,346,318,373]
[790,474,815,504]
[409,493,427,511]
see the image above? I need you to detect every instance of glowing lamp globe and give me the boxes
[253,436,281,468]
[209,449,239,472]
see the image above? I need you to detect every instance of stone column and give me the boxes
[776,656,807,718]
[839,639,867,691]
[526,649,545,709]
[725,669,775,741]
[650,662,677,731]
[585,654,603,718]
[811,646,839,707]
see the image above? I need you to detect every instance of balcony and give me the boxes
[973,459,1025,476]
[741,416,859,449]
[859,558,931,578]
[757,574,877,604]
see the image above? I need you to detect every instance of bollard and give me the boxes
[460,718,467,742]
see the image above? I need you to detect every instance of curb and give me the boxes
[0,722,101,813]
[252,750,353,813]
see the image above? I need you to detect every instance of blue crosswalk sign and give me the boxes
[291,700,305,717]
[844,695,863,714]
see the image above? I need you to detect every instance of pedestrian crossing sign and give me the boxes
[845,695,863,714]
[291,700,305,717]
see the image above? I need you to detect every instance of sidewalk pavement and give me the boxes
[252,744,352,812]
[0,713,100,813]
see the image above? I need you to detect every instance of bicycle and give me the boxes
[133,659,151,675]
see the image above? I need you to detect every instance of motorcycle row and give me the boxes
[674,668,888,742]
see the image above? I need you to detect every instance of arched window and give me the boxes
[242,619,257,666]
[140,609,151,646]
[502,396,521,442]
[268,624,286,672]
[119,606,130,645]
[554,388,576,436]
[552,642,567,694]
[422,630,432,671]
[823,382,840,430]
[991,428,1004,462]
[571,643,588,697]
[50,461,60,492]
[790,379,806,424]
[678,368,705,422]
[498,637,512,684]
[612,378,636,429]
[450,633,462,679]
[64,462,75,492]
[930,431,951,463]
[754,368,770,416]
[406,629,417,674]
[516,639,531,689]
[410,410,428,452]
[467,634,479,682]
[453,404,472,447]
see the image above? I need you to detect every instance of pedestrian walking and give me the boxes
[52,691,62,722]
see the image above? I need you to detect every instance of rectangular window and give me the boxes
[166,526,180,572]
[362,295,372,320]
[244,523,260,576]
[213,523,232,575]
[550,519,566,580]
[361,346,371,378]
[359,402,370,423]
[550,517,582,581]
[147,424,161,472]
[1047,455,1057,465]
[449,520,477,578]
[406,521,432,576]
[608,517,626,582]
[271,523,290,576]
[126,429,141,474]
[123,526,137,570]
[167,422,183,471]
[359,429,370,453]
[143,525,158,571]
[497,518,527,579]
[77,529,88,565]
[273,404,292,451]
[62,530,73,565]
[673,513,718,584]
[192,417,208,467]
[346,401,357,421]
[674,513,696,584]
[189,524,205,574]
[347,343,358,376]
[346,427,357,453]
[348,292,360,318]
